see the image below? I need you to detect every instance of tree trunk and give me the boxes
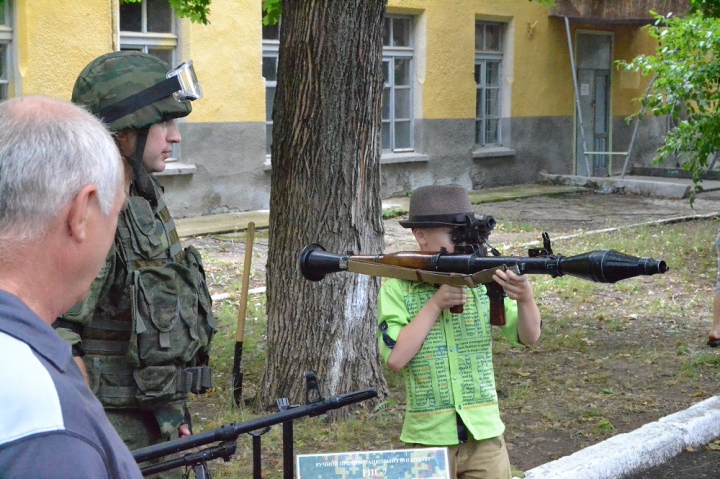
[259,0,389,417]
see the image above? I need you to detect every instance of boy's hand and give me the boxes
[430,284,466,312]
[493,269,534,303]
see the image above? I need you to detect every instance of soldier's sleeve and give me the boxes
[53,245,118,351]
[154,401,188,440]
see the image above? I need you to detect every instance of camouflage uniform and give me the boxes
[54,52,215,473]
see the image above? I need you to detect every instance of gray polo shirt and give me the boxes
[0,290,142,479]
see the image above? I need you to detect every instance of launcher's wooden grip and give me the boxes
[447,284,505,324]
[487,283,506,326]
[489,297,506,326]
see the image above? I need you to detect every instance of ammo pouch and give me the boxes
[128,245,216,406]
[132,365,213,407]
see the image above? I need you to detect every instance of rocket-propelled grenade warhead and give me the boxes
[544,249,668,283]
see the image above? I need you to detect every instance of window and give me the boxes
[382,16,414,153]
[475,22,503,147]
[262,20,280,157]
[0,0,11,100]
[120,0,176,67]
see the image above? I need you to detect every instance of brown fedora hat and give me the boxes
[399,184,475,228]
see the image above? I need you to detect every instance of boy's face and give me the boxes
[413,227,455,253]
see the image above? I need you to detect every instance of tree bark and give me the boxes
[259,0,389,417]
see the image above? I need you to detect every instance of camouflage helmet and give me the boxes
[72,51,192,131]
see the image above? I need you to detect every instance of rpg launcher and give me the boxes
[299,232,668,326]
[132,372,377,478]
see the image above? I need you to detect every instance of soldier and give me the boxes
[53,52,216,457]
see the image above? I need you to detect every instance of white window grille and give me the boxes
[120,0,177,67]
[475,21,503,147]
[262,19,280,158]
[0,0,12,100]
[382,16,414,153]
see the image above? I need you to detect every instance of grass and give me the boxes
[175,217,720,478]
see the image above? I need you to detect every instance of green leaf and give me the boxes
[262,0,282,26]
[168,0,211,24]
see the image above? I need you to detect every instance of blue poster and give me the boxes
[296,447,450,479]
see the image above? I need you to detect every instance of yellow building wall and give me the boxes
[386,0,658,120]
[12,0,658,124]
[612,25,658,117]
[15,0,113,99]
[180,0,265,123]
[388,0,574,120]
[12,0,263,123]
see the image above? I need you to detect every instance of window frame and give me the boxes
[0,0,13,101]
[119,0,177,67]
[119,0,183,163]
[475,21,504,148]
[262,21,280,160]
[382,15,415,154]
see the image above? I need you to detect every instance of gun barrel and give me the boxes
[133,387,377,464]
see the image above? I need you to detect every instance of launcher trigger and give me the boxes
[528,232,554,257]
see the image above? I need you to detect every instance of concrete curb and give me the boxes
[540,173,693,199]
[523,396,720,479]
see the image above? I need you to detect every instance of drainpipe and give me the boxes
[565,16,593,177]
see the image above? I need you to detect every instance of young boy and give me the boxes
[378,184,542,479]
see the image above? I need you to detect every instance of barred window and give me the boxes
[475,22,503,146]
[0,0,12,100]
[120,0,176,67]
[382,16,414,153]
[262,18,280,157]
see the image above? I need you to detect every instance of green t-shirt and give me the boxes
[378,279,522,446]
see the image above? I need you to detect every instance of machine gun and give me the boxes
[132,372,377,478]
[299,232,668,326]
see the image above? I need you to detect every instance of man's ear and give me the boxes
[66,184,99,242]
[114,130,135,159]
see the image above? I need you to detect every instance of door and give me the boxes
[575,33,612,177]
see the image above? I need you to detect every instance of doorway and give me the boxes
[575,32,612,177]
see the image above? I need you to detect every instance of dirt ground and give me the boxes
[186,189,720,477]
[384,190,720,253]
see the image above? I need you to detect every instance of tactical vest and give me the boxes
[75,179,216,410]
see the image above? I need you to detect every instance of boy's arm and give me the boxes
[386,284,466,372]
[493,269,541,346]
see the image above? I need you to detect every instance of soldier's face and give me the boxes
[115,120,181,174]
[141,120,181,174]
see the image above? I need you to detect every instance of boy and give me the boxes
[378,184,542,479]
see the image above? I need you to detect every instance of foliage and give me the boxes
[121,0,210,24]
[620,12,720,203]
[690,0,720,17]
[262,0,282,26]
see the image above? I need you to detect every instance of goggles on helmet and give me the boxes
[166,61,203,102]
[97,60,202,124]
